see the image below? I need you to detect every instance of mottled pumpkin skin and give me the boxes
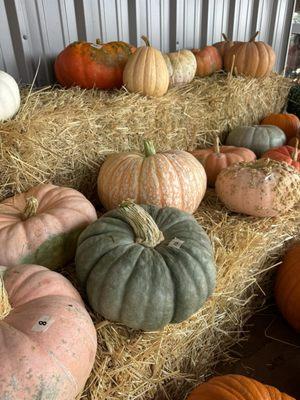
[0,184,97,269]
[261,113,300,141]
[98,149,207,213]
[262,145,300,171]
[187,374,294,400]
[215,159,300,217]
[275,243,300,332]
[192,46,222,77]
[226,125,286,156]
[55,40,135,89]
[163,49,197,86]
[75,204,216,331]
[0,264,97,400]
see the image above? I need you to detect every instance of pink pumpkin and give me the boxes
[0,263,97,399]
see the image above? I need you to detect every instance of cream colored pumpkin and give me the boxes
[163,49,197,86]
[123,36,169,97]
[0,70,21,121]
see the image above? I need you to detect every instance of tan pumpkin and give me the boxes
[163,49,197,86]
[191,46,222,77]
[0,263,97,399]
[190,136,256,186]
[98,140,207,213]
[123,36,169,97]
[224,31,276,77]
[0,183,97,268]
[215,159,300,217]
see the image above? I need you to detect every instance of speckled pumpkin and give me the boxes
[187,374,295,400]
[98,141,207,213]
[215,159,300,217]
[75,201,216,331]
[0,264,97,400]
[163,49,197,86]
[226,125,286,157]
[0,184,97,269]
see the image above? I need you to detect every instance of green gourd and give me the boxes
[226,125,286,156]
[75,201,216,331]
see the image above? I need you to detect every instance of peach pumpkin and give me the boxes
[215,159,300,217]
[0,184,97,269]
[98,140,207,213]
[0,263,97,399]
[261,113,300,141]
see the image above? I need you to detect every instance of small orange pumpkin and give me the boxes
[261,113,300,141]
[190,137,256,186]
[191,46,222,77]
[275,243,300,332]
[261,139,300,171]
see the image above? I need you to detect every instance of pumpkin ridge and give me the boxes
[229,374,267,398]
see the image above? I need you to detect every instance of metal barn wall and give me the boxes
[0,0,296,86]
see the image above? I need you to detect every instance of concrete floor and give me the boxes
[217,303,300,399]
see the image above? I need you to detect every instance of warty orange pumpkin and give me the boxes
[261,113,300,141]
[192,46,222,77]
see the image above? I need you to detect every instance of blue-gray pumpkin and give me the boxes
[75,201,216,331]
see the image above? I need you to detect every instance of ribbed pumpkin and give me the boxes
[98,140,207,213]
[215,159,300,217]
[275,243,300,332]
[226,125,286,156]
[190,137,256,186]
[187,374,295,400]
[0,70,21,121]
[224,31,276,77]
[75,201,216,331]
[191,46,222,77]
[123,36,169,97]
[0,184,97,269]
[55,39,135,89]
[0,264,97,400]
[163,49,197,86]
[261,140,300,171]
[261,113,300,141]
[213,33,236,67]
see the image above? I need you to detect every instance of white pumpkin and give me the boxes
[0,70,21,121]
[163,49,197,86]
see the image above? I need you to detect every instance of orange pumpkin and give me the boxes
[55,39,135,89]
[213,33,236,67]
[0,263,97,399]
[275,243,300,332]
[191,46,222,77]
[98,140,207,213]
[190,137,256,186]
[187,374,295,400]
[215,159,300,217]
[261,139,300,171]
[261,113,300,141]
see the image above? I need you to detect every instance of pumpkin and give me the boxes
[287,85,300,119]
[123,36,169,97]
[0,183,97,269]
[0,263,97,399]
[215,159,300,217]
[213,33,236,65]
[163,49,197,86]
[0,70,21,121]
[75,200,216,331]
[261,113,300,141]
[191,46,222,77]
[275,243,300,332]
[187,374,295,400]
[54,39,135,89]
[226,125,286,157]
[261,139,300,171]
[224,31,276,77]
[98,140,207,213]
[190,136,256,186]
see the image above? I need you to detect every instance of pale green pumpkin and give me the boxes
[75,201,216,331]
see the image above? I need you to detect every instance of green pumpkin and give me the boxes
[75,201,216,331]
[226,125,286,156]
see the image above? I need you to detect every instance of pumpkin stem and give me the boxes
[249,31,260,42]
[214,136,221,154]
[141,35,151,47]
[222,33,229,42]
[119,200,164,248]
[292,138,299,161]
[95,38,102,45]
[22,196,39,220]
[0,266,11,320]
[144,140,156,157]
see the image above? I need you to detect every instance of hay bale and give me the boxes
[0,73,291,202]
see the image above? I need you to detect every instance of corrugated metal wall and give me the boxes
[0,0,296,86]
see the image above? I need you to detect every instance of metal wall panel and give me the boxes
[0,0,296,85]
